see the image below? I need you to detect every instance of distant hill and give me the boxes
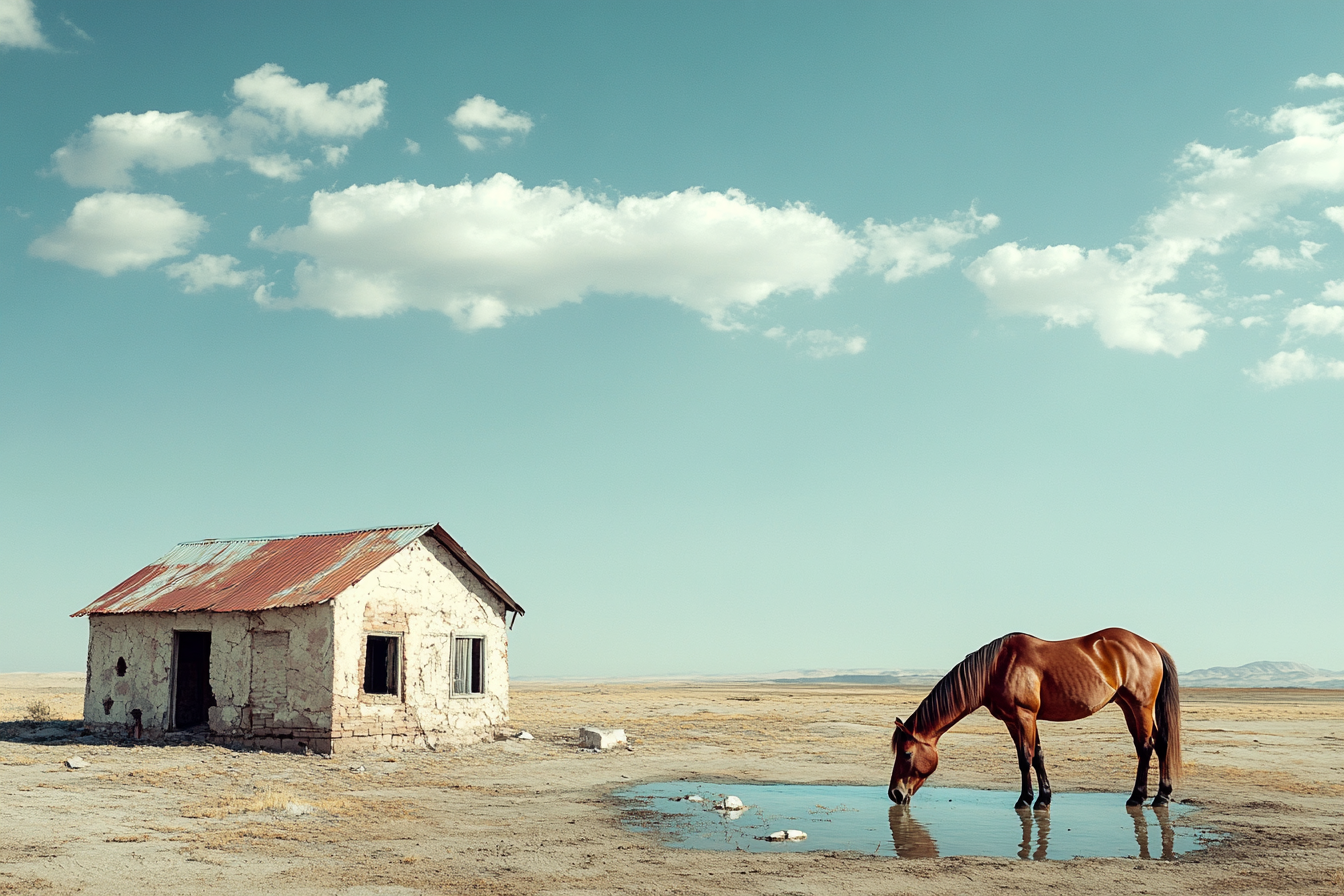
[1182,661,1344,689]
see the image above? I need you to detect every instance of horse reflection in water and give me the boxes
[890,803,1178,860]
[887,806,939,858]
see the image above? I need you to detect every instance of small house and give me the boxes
[73,523,524,753]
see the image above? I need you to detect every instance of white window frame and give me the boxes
[451,634,486,698]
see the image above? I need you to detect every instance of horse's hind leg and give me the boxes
[1117,695,1154,807]
[1152,729,1173,807]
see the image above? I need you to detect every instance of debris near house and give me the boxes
[515,731,534,740]
[72,523,525,754]
[63,756,89,769]
[578,727,626,750]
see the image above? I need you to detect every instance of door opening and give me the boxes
[173,631,214,729]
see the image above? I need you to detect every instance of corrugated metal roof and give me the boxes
[72,523,523,617]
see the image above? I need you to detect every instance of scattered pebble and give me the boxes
[349,765,366,772]
[759,830,808,841]
[714,796,745,811]
[516,731,534,740]
[685,795,704,802]
[63,756,88,769]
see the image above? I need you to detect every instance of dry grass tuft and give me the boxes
[22,701,54,723]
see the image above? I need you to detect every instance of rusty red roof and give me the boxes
[72,524,523,617]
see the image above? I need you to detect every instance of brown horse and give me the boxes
[889,628,1181,810]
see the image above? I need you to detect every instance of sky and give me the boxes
[2,1,1343,678]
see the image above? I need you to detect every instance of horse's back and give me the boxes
[995,628,1163,721]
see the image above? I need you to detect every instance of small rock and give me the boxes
[759,829,808,842]
[349,765,366,773]
[685,795,704,803]
[578,727,627,750]
[786,829,807,840]
[714,796,745,810]
[64,756,89,769]
[516,731,534,740]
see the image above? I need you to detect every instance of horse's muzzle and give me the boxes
[888,783,910,804]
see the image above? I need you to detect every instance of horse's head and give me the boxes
[889,720,938,804]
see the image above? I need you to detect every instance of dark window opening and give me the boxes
[453,636,484,695]
[115,657,127,677]
[173,631,214,729]
[363,635,400,696]
[102,697,113,715]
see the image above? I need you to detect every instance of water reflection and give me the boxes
[887,806,939,858]
[1015,807,1052,860]
[1127,805,1176,860]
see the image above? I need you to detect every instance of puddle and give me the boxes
[616,783,1223,860]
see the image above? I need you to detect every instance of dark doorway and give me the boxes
[173,631,214,729]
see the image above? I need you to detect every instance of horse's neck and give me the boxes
[909,695,983,741]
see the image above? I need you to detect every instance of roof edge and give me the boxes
[424,524,525,616]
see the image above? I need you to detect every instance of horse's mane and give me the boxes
[896,634,1017,745]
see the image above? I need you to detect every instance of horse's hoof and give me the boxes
[1151,796,1169,808]
[1125,797,1143,807]
[1014,798,1030,810]
[1033,799,1051,811]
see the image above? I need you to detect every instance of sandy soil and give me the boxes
[0,675,1341,895]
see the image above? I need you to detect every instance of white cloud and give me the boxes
[968,86,1344,356]
[1324,206,1344,230]
[251,175,864,330]
[449,96,532,151]
[1240,316,1266,328]
[1323,279,1344,301]
[49,64,385,188]
[1245,240,1324,270]
[246,152,310,181]
[403,138,420,155]
[58,13,89,41]
[1295,73,1344,90]
[321,144,348,167]
[864,207,998,283]
[29,192,206,276]
[164,254,262,293]
[231,64,386,138]
[1285,302,1344,337]
[1247,348,1344,387]
[0,0,48,49]
[764,326,866,358]
[51,111,221,189]
[965,242,1209,355]
[449,96,533,133]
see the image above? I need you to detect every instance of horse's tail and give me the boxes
[1156,644,1183,782]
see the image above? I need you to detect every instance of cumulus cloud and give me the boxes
[251,175,864,330]
[1245,240,1324,270]
[1285,302,1344,337]
[164,254,262,293]
[403,138,420,155]
[0,0,48,49]
[1295,73,1344,90]
[1247,348,1344,387]
[449,96,532,151]
[764,326,866,358]
[29,192,206,276]
[968,86,1344,356]
[864,207,998,283]
[49,64,385,188]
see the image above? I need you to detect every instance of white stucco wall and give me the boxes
[82,605,334,747]
[330,535,511,749]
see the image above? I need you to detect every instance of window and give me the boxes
[453,636,484,695]
[363,635,400,696]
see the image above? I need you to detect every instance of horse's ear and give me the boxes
[892,720,910,735]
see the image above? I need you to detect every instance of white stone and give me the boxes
[516,731,534,740]
[63,756,88,769]
[786,830,807,840]
[685,795,704,802]
[763,831,787,841]
[714,795,745,810]
[577,727,626,750]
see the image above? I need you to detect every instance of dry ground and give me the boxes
[1,674,1342,895]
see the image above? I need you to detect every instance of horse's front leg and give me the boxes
[1006,720,1035,810]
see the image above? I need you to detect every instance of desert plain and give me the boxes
[1,674,1341,895]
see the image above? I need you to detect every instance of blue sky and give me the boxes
[3,1,1343,677]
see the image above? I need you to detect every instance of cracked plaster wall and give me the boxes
[82,605,334,748]
[330,535,511,750]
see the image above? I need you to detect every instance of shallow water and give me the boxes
[615,783,1222,860]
